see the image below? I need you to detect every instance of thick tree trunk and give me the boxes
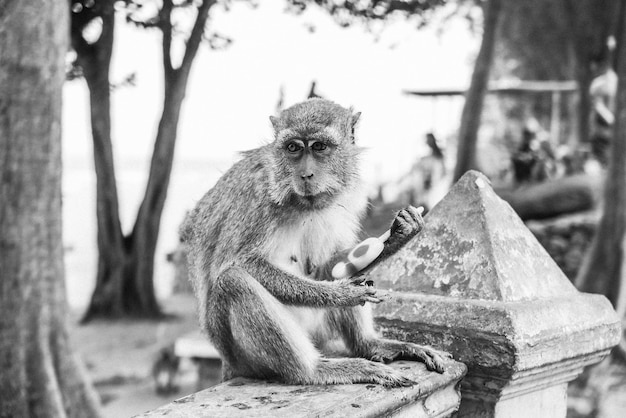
[576,10,626,307]
[453,0,503,182]
[75,1,131,321]
[0,2,101,417]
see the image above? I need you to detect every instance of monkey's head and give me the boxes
[267,99,362,209]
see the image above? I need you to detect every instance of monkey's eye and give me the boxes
[311,142,327,152]
[286,142,302,153]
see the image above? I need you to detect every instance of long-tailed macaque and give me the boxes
[181,99,448,387]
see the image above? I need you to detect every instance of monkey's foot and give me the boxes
[367,341,451,374]
[314,358,415,388]
[366,364,415,388]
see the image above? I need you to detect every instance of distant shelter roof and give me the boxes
[404,80,578,97]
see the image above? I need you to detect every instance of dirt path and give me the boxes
[70,294,202,417]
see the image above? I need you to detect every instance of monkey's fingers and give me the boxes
[364,286,376,294]
[439,350,453,359]
[409,347,447,374]
[351,276,367,286]
[392,211,412,232]
[364,296,383,304]
[401,207,424,230]
[370,352,401,364]
[407,205,425,222]
[381,375,415,388]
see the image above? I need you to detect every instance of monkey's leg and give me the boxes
[215,267,413,387]
[214,266,319,382]
[329,306,450,374]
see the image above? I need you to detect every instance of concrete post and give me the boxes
[369,171,621,417]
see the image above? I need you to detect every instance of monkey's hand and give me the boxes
[387,206,425,250]
[335,279,384,305]
[352,206,425,281]
[367,340,451,374]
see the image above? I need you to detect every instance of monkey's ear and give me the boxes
[350,112,361,143]
[270,115,280,131]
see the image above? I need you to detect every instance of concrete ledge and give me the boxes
[367,171,621,417]
[135,359,466,417]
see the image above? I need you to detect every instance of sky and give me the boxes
[62,1,477,308]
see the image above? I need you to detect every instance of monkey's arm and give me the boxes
[314,207,424,282]
[240,255,381,307]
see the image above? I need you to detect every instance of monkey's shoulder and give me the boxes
[182,151,273,246]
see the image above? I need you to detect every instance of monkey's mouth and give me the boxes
[290,181,335,208]
[293,180,318,197]
[293,191,334,209]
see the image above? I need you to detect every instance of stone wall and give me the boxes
[526,211,599,281]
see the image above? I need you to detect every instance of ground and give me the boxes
[567,355,626,418]
[70,294,213,418]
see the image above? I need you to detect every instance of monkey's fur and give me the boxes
[181,99,448,387]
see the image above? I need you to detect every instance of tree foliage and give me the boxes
[496,0,574,81]
[286,0,448,28]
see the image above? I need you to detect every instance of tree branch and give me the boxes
[179,0,216,77]
[160,0,175,82]
[289,0,445,22]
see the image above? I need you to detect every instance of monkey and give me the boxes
[180,98,449,388]
[152,346,180,395]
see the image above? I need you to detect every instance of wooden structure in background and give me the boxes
[404,80,578,145]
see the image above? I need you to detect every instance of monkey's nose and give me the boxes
[301,172,314,179]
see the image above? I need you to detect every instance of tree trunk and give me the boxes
[75,1,130,321]
[125,81,188,316]
[576,9,626,307]
[452,0,503,182]
[563,0,620,145]
[0,2,101,417]
[575,65,594,145]
[81,0,214,321]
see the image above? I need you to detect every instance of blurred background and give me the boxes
[31,0,626,416]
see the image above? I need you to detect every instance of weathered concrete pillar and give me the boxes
[369,171,621,417]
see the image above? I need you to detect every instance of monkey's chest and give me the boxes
[264,210,360,336]
[265,211,359,278]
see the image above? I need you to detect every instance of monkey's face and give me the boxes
[268,99,362,209]
[270,126,360,209]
